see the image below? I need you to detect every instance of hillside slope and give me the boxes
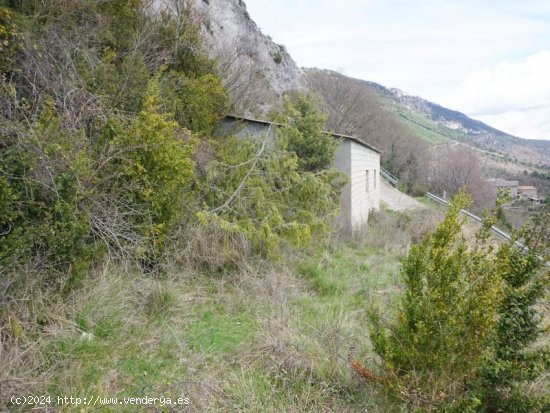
[357,78,550,168]
[187,1,550,169]
[303,67,550,169]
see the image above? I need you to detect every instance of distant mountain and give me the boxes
[188,0,550,168]
[366,81,550,167]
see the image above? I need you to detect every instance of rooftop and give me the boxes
[224,114,381,154]
[487,178,518,187]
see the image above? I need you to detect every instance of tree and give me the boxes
[368,192,503,411]
[306,69,428,193]
[97,79,197,265]
[427,144,491,209]
[161,72,229,136]
[479,202,550,412]
[278,93,337,172]
[367,193,550,411]
[200,94,344,256]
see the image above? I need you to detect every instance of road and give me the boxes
[380,180,426,212]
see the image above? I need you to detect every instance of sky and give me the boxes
[244,0,550,140]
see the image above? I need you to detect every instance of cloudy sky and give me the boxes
[244,0,550,140]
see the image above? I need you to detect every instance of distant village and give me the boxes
[488,178,544,207]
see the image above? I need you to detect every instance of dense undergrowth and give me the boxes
[1,1,344,409]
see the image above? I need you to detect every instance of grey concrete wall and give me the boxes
[349,141,380,230]
[334,140,352,234]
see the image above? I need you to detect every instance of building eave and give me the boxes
[224,114,381,154]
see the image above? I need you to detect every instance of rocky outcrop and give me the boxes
[192,0,303,95]
[182,0,303,115]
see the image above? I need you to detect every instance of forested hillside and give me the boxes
[306,68,550,208]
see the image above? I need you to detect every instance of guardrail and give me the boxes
[380,167,399,187]
[425,192,524,246]
[379,169,545,264]
[380,170,515,243]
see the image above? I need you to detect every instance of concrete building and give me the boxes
[487,178,519,199]
[222,115,381,233]
[517,185,538,199]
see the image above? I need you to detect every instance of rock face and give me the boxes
[385,88,550,164]
[187,0,303,115]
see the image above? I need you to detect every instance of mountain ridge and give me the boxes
[193,0,550,167]
[355,75,550,167]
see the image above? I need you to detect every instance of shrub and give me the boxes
[367,193,550,411]
[0,7,19,73]
[478,204,550,412]
[162,72,229,136]
[144,281,174,318]
[96,78,197,265]
[200,96,345,257]
[272,51,283,64]
[0,110,96,283]
[368,192,503,410]
[92,51,150,113]
[278,94,337,173]
[200,136,341,257]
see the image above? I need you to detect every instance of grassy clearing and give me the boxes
[2,208,442,412]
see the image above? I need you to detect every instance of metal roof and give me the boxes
[224,115,381,154]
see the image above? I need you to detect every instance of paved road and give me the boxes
[380,180,426,212]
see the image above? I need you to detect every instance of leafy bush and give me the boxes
[200,95,345,257]
[162,72,229,136]
[368,192,503,410]
[200,136,341,257]
[92,51,150,113]
[368,193,550,411]
[97,79,197,264]
[0,6,19,73]
[478,204,550,412]
[0,110,96,283]
[278,94,337,172]
[272,51,283,64]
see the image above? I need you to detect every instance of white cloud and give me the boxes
[244,0,550,139]
[475,106,550,140]
[448,51,550,116]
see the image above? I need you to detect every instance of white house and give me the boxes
[222,115,381,233]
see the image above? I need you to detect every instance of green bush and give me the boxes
[272,51,283,64]
[478,205,550,412]
[0,110,96,283]
[368,192,503,410]
[97,0,141,52]
[200,96,345,257]
[278,94,337,172]
[0,6,19,73]
[368,193,550,411]
[97,79,197,263]
[200,136,342,257]
[162,72,229,136]
[92,51,149,113]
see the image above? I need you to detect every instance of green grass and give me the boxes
[396,108,452,145]
[185,308,257,355]
[379,93,457,146]
[5,210,431,412]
